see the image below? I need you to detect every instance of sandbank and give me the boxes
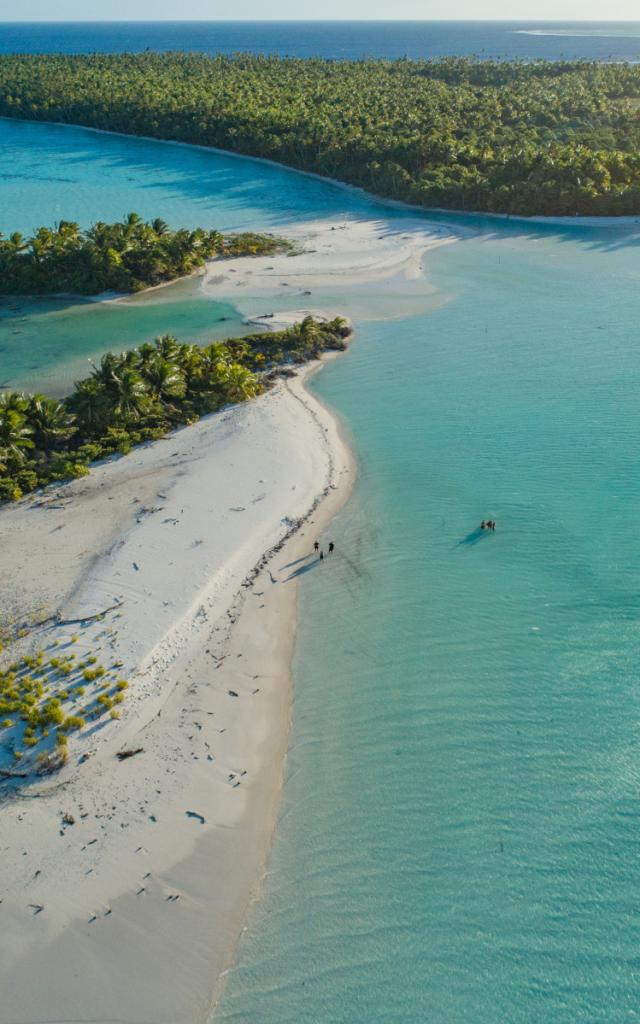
[0,361,353,1024]
[0,205,451,1024]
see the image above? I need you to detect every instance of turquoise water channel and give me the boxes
[2,116,640,1023]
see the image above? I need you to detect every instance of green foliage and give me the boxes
[0,213,290,297]
[60,715,85,732]
[0,54,639,214]
[0,317,350,501]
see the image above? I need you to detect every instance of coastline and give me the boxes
[3,114,640,230]
[0,356,355,1024]
[0,128,459,1023]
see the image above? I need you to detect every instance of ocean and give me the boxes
[1,22,640,1023]
[1,20,640,62]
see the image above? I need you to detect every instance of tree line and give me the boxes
[0,53,639,215]
[0,316,351,502]
[0,213,291,295]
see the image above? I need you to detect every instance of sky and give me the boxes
[1,2,639,20]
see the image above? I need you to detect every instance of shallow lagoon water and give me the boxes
[218,228,640,1023]
[0,115,386,392]
[2,118,640,1024]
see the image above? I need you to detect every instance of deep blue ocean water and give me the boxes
[1,24,640,1020]
[1,21,640,62]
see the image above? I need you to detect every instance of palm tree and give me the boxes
[90,352,125,391]
[0,391,28,414]
[154,334,180,362]
[134,342,158,375]
[26,395,75,454]
[7,232,29,255]
[213,361,261,404]
[123,212,144,241]
[108,367,149,421]
[151,218,170,236]
[65,379,109,435]
[0,407,33,463]
[175,343,201,382]
[141,355,186,405]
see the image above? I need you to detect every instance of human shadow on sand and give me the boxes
[280,553,313,571]
[283,558,322,582]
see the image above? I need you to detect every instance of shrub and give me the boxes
[61,715,85,732]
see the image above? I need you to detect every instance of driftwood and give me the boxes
[56,601,124,627]
[116,748,144,761]
[30,601,124,630]
[186,810,206,824]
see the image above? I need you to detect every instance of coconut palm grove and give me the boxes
[0,317,351,502]
[0,214,291,295]
[0,53,639,215]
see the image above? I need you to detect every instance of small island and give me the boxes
[0,214,292,295]
[0,315,351,503]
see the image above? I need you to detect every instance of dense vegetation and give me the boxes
[0,316,350,502]
[0,54,640,215]
[0,213,290,295]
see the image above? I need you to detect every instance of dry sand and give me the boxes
[0,213,453,1024]
[204,215,456,303]
[0,367,351,1024]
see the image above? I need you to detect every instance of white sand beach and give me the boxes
[0,365,352,1024]
[0,216,452,1024]
[204,215,456,302]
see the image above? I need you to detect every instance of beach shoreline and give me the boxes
[4,114,640,230]
[0,181,453,1024]
[0,354,355,1024]
[0,135,464,1016]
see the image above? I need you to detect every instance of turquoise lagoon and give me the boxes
[0,116,378,393]
[2,117,640,1023]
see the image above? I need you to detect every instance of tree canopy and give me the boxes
[0,53,639,215]
[0,214,291,296]
[0,316,351,502]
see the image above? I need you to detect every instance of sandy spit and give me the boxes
[0,363,353,1024]
[0,209,452,1024]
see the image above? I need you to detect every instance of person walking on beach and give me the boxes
[328,542,334,554]
[314,541,319,552]
[320,550,324,561]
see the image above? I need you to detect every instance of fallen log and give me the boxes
[116,748,144,761]
[30,600,124,630]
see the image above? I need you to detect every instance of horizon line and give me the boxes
[2,17,640,24]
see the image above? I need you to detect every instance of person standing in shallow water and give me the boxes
[314,541,319,552]
[319,550,324,561]
[328,542,334,554]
